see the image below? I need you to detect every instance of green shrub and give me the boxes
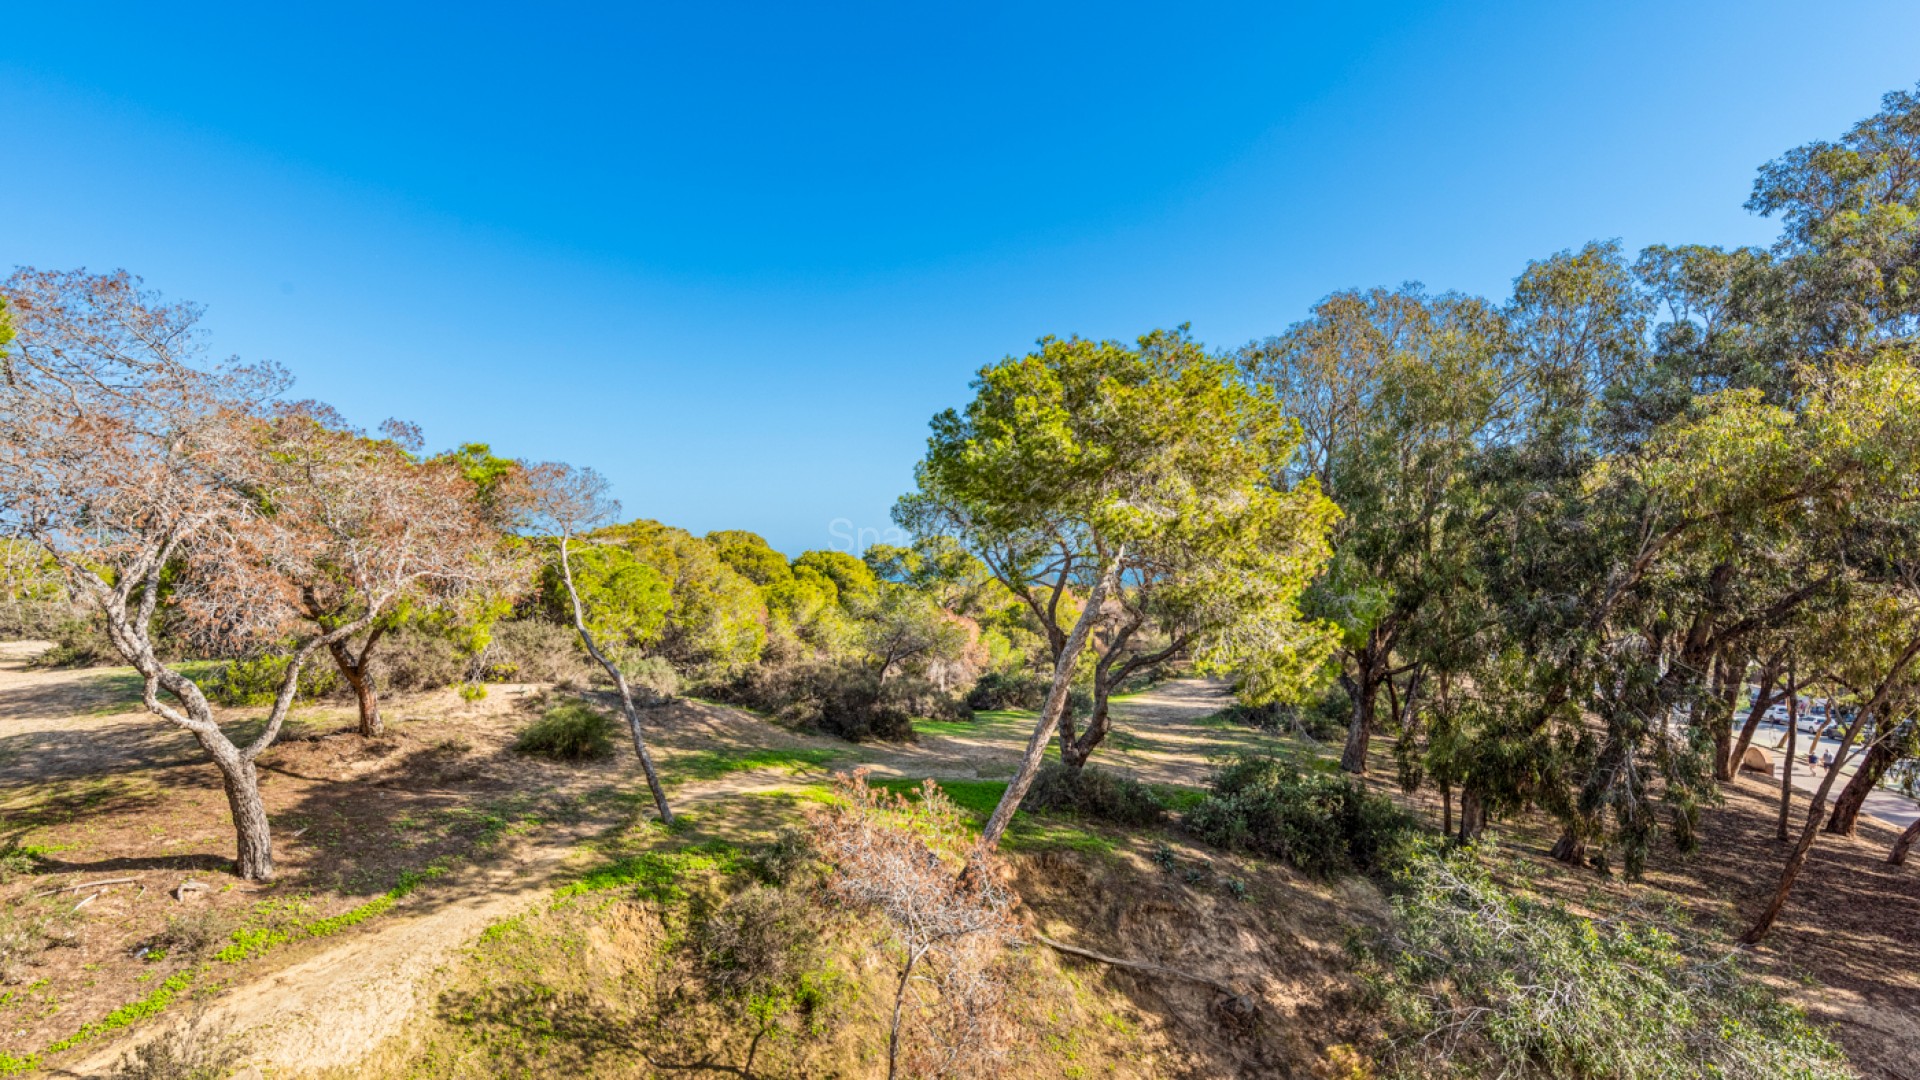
[1358,848,1853,1079]
[205,653,340,707]
[31,616,123,669]
[1023,761,1167,826]
[966,670,1048,711]
[1186,755,1412,876]
[513,700,616,760]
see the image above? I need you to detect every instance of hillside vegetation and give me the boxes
[5,82,1920,1079]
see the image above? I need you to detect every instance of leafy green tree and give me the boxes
[793,549,879,603]
[708,529,795,587]
[1242,284,1514,773]
[1748,82,1920,346]
[596,519,767,674]
[855,584,968,684]
[539,543,672,650]
[899,328,1336,846]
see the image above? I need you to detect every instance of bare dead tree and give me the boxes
[809,770,1023,1079]
[0,269,505,880]
[512,461,673,824]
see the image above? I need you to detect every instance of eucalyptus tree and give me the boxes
[1242,286,1513,773]
[897,328,1336,847]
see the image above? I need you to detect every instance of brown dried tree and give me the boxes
[808,770,1022,1079]
[511,461,674,824]
[262,406,527,737]
[0,268,494,880]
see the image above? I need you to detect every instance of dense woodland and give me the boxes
[3,84,1920,1079]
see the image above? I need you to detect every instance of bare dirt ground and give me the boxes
[21,652,1909,1078]
[1,656,1243,1076]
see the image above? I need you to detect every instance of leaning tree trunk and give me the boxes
[1890,818,1920,865]
[557,537,674,825]
[1745,719,1861,944]
[1777,699,1797,843]
[982,553,1121,850]
[1824,735,1896,836]
[1743,637,1920,945]
[1727,657,1784,783]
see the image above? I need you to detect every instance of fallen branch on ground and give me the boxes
[1035,933,1249,1002]
[26,877,137,899]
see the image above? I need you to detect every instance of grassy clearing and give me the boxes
[663,746,849,782]
[912,708,1036,739]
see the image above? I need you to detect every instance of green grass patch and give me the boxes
[666,747,848,782]
[874,777,1008,817]
[914,709,1037,739]
[77,662,222,716]
[872,777,1119,855]
[553,840,744,903]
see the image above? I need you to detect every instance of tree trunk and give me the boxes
[1743,638,1919,945]
[1061,688,1109,772]
[1728,656,1784,783]
[1549,825,1587,866]
[330,638,383,738]
[1889,818,1920,865]
[1824,731,1893,836]
[1777,696,1797,843]
[887,946,926,1080]
[1339,668,1378,775]
[1440,782,1452,837]
[1456,788,1485,845]
[202,734,274,881]
[982,552,1121,849]
[557,536,674,825]
[1709,649,1745,782]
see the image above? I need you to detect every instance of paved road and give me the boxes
[1743,720,1919,830]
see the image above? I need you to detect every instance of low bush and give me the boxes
[31,616,123,669]
[618,653,680,704]
[1022,761,1166,826]
[696,883,831,1001]
[366,624,467,693]
[965,670,1048,711]
[1357,848,1853,1079]
[477,618,595,686]
[153,909,229,960]
[204,652,341,707]
[108,1014,241,1080]
[721,660,921,741]
[514,699,616,761]
[1186,754,1412,877]
[752,827,821,886]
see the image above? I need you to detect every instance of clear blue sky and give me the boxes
[5,2,1918,556]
